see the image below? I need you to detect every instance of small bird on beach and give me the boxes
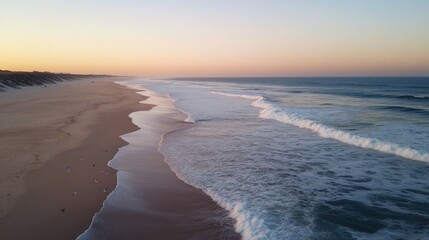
[102,186,109,193]
[66,166,70,172]
[94,179,99,183]
[73,189,78,196]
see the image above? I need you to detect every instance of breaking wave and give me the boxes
[211,91,429,163]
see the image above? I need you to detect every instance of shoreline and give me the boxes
[79,83,240,239]
[0,78,150,239]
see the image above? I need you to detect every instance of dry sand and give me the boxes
[0,78,150,239]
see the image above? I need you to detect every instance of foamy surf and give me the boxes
[211,91,429,163]
[160,152,271,240]
[164,93,196,123]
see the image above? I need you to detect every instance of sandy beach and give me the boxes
[0,78,239,240]
[0,78,149,239]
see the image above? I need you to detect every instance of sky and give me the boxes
[1,0,429,77]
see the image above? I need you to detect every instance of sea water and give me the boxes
[125,77,429,240]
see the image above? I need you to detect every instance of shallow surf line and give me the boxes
[211,91,429,163]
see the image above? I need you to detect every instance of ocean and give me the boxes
[126,77,428,239]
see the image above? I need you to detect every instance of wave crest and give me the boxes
[211,92,429,163]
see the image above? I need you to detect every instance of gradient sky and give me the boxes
[1,0,429,77]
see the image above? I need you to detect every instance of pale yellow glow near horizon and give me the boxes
[1,1,429,77]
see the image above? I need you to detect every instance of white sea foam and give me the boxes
[162,160,271,240]
[414,95,429,99]
[164,93,196,123]
[211,91,262,100]
[213,197,270,240]
[211,91,429,163]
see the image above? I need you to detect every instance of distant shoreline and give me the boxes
[0,70,113,91]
